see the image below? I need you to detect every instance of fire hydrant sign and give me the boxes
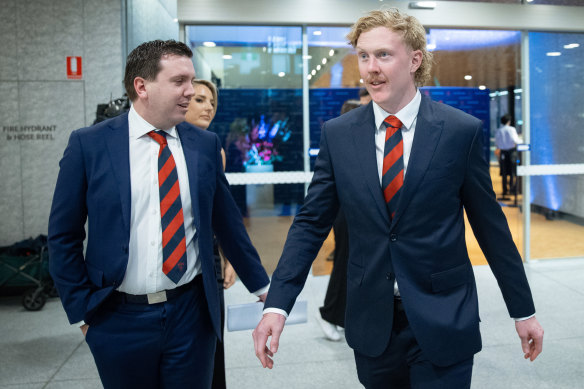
[67,56,82,79]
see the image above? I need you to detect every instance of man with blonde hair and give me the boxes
[254,8,543,388]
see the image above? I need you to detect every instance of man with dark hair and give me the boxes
[495,113,522,198]
[254,9,542,388]
[49,39,269,388]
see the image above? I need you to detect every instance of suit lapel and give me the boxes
[176,123,201,232]
[350,104,390,225]
[391,95,444,228]
[104,114,131,234]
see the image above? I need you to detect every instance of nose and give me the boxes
[367,57,380,73]
[185,82,195,98]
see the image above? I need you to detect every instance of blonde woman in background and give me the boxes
[185,79,234,389]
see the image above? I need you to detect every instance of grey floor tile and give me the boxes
[226,359,362,389]
[44,379,102,389]
[0,384,44,389]
[49,341,99,382]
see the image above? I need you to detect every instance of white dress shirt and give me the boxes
[372,90,422,296]
[118,106,200,294]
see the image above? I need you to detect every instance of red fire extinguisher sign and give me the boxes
[67,56,83,79]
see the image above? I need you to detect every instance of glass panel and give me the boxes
[185,26,305,267]
[307,26,361,169]
[185,25,304,173]
[528,31,584,260]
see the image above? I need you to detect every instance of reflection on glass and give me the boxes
[529,31,584,260]
[185,25,304,173]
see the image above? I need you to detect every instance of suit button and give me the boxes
[390,234,397,242]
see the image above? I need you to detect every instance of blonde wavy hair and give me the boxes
[346,8,433,86]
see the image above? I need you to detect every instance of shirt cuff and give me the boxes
[514,313,535,321]
[263,307,288,319]
[252,283,270,297]
[72,320,86,327]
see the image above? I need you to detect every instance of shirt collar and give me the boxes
[128,105,178,139]
[372,89,421,131]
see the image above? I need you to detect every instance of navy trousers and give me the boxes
[85,277,216,389]
[354,298,473,389]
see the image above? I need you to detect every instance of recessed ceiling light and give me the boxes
[278,72,285,77]
[464,75,472,80]
[313,31,322,36]
[303,55,312,59]
[316,65,321,71]
[203,41,216,47]
[311,70,316,76]
[222,55,232,60]
[478,85,486,90]
[564,43,580,49]
[322,58,327,65]
[359,79,364,84]
[546,52,561,56]
[307,75,312,80]
[329,49,335,57]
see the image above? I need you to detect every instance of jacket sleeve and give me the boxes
[462,122,535,318]
[48,130,93,324]
[264,122,340,314]
[210,134,270,293]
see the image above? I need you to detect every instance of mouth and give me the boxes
[368,79,386,87]
[178,102,189,110]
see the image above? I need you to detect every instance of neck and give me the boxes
[379,86,417,114]
[132,100,172,130]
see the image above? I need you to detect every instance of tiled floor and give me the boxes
[1,258,583,388]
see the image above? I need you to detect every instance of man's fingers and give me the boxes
[269,328,281,354]
[252,328,269,368]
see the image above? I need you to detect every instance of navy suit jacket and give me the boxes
[48,113,269,338]
[265,95,535,366]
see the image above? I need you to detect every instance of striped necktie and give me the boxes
[148,130,187,284]
[382,115,404,219]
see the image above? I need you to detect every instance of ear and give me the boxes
[410,50,423,74]
[134,77,148,100]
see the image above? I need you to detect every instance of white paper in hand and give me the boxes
[226,300,307,331]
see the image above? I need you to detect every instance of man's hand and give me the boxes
[252,313,286,369]
[80,324,89,337]
[223,260,236,289]
[515,316,544,361]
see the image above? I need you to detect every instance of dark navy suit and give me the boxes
[48,113,269,387]
[265,95,534,374]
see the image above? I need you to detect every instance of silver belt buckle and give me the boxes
[147,290,167,304]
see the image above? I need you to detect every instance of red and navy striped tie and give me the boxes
[148,130,187,283]
[382,115,404,219]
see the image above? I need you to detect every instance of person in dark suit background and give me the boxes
[253,9,543,388]
[48,40,269,389]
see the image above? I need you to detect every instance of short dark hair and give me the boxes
[124,40,193,101]
[341,99,361,115]
[500,113,512,125]
[358,88,369,98]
